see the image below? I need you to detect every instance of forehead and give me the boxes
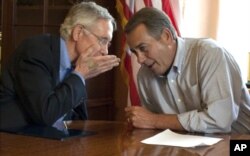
[91,19,114,38]
[126,24,153,47]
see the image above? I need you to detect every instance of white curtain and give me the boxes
[180,0,250,82]
[217,0,250,82]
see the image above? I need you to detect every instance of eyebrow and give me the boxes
[130,43,146,52]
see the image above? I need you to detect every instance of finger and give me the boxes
[97,60,119,69]
[89,61,118,75]
[88,56,119,70]
[84,56,120,79]
[125,106,133,112]
[84,64,114,79]
[126,119,134,131]
[87,56,119,71]
[96,55,120,62]
[127,118,130,123]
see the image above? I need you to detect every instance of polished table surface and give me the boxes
[0,120,250,156]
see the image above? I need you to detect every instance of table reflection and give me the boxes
[1,120,249,156]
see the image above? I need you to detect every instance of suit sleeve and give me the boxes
[14,45,87,126]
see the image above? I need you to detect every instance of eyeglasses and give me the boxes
[80,24,111,48]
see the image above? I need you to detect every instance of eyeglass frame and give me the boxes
[79,24,112,48]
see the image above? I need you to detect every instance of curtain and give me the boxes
[180,0,250,82]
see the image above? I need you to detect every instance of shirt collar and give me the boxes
[60,38,71,70]
[172,37,186,74]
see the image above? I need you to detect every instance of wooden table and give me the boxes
[0,120,249,156]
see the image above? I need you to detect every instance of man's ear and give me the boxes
[161,28,173,43]
[72,25,83,41]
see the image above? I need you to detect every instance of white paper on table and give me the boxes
[141,129,223,147]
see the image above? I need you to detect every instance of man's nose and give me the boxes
[100,46,108,55]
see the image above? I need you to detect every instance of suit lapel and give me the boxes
[49,35,61,85]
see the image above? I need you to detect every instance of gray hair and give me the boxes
[60,2,116,40]
[125,7,177,40]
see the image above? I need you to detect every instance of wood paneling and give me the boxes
[0,0,125,120]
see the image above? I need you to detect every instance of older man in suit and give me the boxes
[0,2,120,130]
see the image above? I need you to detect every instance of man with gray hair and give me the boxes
[0,2,120,130]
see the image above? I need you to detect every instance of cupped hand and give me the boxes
[74,46,120,79]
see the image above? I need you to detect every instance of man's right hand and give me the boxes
[74,48,120,79]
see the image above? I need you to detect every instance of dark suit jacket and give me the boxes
[0,34,88,130]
